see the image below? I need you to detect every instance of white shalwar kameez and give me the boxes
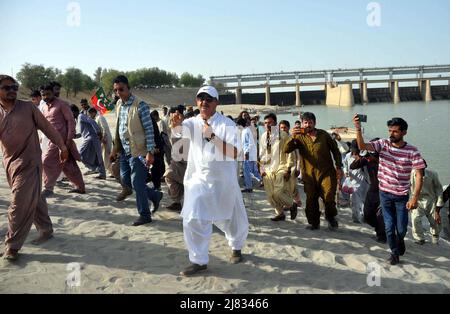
[180,113,249,265]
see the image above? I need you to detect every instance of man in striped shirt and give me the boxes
[354,116,425,265]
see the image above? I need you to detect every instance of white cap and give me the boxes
[196,86,219,100]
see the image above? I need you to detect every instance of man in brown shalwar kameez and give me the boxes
[40,85,85,196]
[0,75,68,261]
[284,112,343,231]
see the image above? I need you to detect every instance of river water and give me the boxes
[277,100,450,185]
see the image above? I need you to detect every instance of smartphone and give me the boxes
[357,114,367,123]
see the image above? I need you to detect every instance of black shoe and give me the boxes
[152,191,163,213]
[375,236,387,244]
[241,188,253,193]
[230,250,243,264]
[327,217,339,230]
[306,224,320,230]
[414,239,426,245]
[179,263,207,276]
[95,175,106,180]
[132,217,152,226]
[68,188,86,194]
[290,203,298,220]
[167,202,182,212]
[388,254,400,265]
[397,238,406,256]
[271,214,286,222]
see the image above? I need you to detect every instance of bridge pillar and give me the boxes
[425,79,432,102]
[235,87,242,105]
[295,84,301,106]
[420,80,432,102]
[325,82,354,107]
[390,80,400,104]
[360,81,368,104]
[265,85,271,107]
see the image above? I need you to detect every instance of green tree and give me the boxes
[94,67,102,85]
[100,69,124,93]
[83,74,97,91]
[16,63,60,91]
[60,67,84,97]
[179,72,205,87]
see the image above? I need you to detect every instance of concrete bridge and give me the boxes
[210,65,450,106]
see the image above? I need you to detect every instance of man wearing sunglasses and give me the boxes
[110,75,163,226]
[0,75,68,261]
[171,86,248,276]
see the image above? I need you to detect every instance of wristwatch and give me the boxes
[206,132,216,142]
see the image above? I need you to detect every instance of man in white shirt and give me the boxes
[236,117,262,193]
[172,86,249,276]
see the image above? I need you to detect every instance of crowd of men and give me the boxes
[1,74,449,273]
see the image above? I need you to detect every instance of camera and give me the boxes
[357,114,367,123]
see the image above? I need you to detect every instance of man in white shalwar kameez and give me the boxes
[172,86,249,277]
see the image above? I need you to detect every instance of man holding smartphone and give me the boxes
[353,115,425,265]
[286,112,343,231]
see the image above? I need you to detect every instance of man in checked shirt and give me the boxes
[110,75,163,226]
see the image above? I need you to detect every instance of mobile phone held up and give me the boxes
[357,114,367,123]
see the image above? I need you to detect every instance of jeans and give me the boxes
[379,191,409,256]
[120,153,159,220]
[243,160,262,189]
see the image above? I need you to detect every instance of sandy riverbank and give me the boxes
[0,110,449,294]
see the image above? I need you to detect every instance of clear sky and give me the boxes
[1,0,449,80]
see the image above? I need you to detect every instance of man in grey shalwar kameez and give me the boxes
[73,105,106,179]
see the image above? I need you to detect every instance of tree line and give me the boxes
[16,63,207,97]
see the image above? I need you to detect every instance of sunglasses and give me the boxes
[0,84,19,92]
[197,94,215,103]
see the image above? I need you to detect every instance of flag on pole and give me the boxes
[90,87,114,115]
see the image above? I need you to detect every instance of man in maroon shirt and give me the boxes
[354,115,425,265]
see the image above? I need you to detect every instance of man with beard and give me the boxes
[285,112,343,230]
[40,85,85,196]
[260,114,297,222]
[353,116,425,265]
[0,75,68,261]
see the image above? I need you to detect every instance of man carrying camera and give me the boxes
[353,116,425,265]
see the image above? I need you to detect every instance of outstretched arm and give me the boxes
[353,114,374,151]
